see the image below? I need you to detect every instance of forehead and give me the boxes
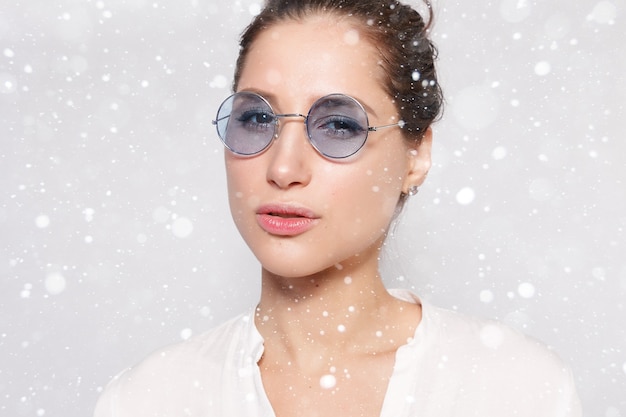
[237,17,387,102]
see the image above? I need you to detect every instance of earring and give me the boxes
[408,185,419,196]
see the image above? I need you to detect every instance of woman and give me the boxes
[95,1,581,416]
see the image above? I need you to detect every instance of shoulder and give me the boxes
[424,303,562,367]
[94,312,256,417]
[417,303,581,415]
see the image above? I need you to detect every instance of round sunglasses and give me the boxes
[212,92,404,159]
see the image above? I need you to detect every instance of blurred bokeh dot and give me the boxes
[450,85,500,130]
[456,187,475,205]
[500,0,532,22]
[518,282,536,298]
[45,273,67,295]
[172,217,193,238]
[534,61,551,76]
[35,215,50,228]
[480,289,494,303]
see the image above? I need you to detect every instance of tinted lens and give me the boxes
[215,92,276,156]
[307,94,369,159]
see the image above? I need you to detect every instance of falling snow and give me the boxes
[44,272,67,295]
[587,1,617,24]
[450,85,500,130]
[1,1,623,416]
[517,282,535,299]
[455,187,475,205]
[172,217,194,238]
[319,374,337,389]
[534,61,551,76]
[35,214,51,228]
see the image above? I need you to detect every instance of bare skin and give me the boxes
[227,16,432,417]
[256,261,421,417]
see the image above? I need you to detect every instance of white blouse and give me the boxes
[94,290,582,417]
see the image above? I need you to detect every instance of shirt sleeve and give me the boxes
[557,365,583,417]
[93,369,128,417]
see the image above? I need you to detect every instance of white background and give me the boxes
[1,0,624,416]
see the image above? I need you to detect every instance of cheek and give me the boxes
[225,157,258,193]
[364,151,406,195]
[225,160,260,222]
[331,164,403,222]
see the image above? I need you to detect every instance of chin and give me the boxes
[258,256,339,280]
[261,264,320,279]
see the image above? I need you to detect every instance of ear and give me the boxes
[402,127,432,194]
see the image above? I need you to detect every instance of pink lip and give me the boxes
[256,204,320,236]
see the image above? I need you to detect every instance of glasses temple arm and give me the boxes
[368,120,406,132]
[212,115,231,125]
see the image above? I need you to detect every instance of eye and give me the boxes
[314,115,365,139]
[236,109,276,127]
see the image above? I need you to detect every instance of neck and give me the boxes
[255,258,420,372]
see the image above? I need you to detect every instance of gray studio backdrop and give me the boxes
[1,0,624,416]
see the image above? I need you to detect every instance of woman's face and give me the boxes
[225,17,431,278]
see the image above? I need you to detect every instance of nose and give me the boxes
[265,117,312,190]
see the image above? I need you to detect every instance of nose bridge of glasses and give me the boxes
[275,113,307,121]
[273,113,308,135]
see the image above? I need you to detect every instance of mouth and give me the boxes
[257,205,316,219]
[256,204,319,236]
[257,204,317,218]
[269,212,301,218]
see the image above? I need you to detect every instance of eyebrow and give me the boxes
[350,95,379,119]
[236,88,381,119]
[237,88,280,108]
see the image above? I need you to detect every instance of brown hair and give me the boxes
[233,0,443,143]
